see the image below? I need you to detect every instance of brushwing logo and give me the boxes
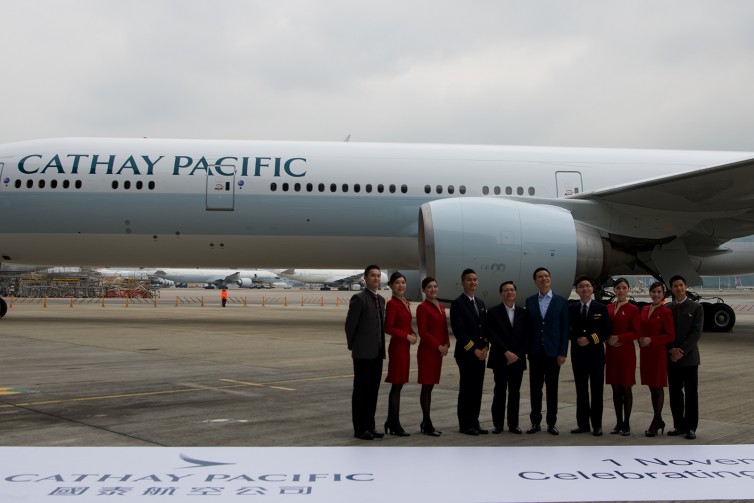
[178,453,236,469]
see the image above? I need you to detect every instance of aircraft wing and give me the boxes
[562,155,754,248]
[223,272,241,283]
[569,155,754,212]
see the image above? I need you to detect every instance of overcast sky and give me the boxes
[3,1,754,151]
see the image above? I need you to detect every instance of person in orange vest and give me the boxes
[221,288,228,307]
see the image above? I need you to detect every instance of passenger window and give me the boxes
[330,183,337,192]
[424,185,431,194]
[354,184,361,193]
[270,182,277,191]
[459,185,466,194]
[282,183,289,192]
[505,186,512,195]
[436,185,443,194]
[494,186,501,195]
[112,181,119,189]
[377,184,384,193]
[389,184,396,193]
[366,184,373,193]
[136,180,143,190]
[528,187,535,195]
[318,183,325,192]
[448,185,454,194]
[482,186,489,195]
[401,184,407,193]
[148,181,155,190]
[517,186,524,195]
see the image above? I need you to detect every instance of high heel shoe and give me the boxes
[385,421,410,437]
[645,419,665,438]
[620,424,631,436]
[420,420,442,437]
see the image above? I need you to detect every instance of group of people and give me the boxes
[344,265,703,441]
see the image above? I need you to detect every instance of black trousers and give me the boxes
[528,350,561,427]
[668,364,698,431]
[456,356,486,430]
[352,357,383,434]
[491,360,525,429]
[572,356,604,430]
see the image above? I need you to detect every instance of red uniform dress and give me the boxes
[416,300,450,385]
[639,304,676,387]
[606,302,641,386]
[384,297,415,384]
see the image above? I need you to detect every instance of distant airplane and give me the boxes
[276,268,387,290]
[149,268,280,288]
[3,136,754,330]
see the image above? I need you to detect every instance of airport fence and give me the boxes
[3,294,353,310]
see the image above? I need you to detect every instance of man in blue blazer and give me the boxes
[525,267,569,435]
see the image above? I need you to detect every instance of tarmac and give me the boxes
[1,288,754,502]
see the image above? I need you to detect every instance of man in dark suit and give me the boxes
[484,281,530,434]
[667,274,704,440]
[568,275,611,436]
[525,267,569,435]
[345,265,386,440]
[450,268,488,435]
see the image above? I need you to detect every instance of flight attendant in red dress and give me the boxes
[416,276,450,436]
[606,278,641,436]
[384,271,417,436]
[639,281,676,437]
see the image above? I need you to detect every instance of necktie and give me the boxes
[581,304,588,319]
[472,298,479,316]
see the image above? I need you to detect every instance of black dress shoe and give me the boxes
[570,426,590,434]
[610,424,622,434]
[667,428,686,436]
[526,424,541,434]
[354,431,374,440]
[685,429,696,440]
[477,428,489,434]
[592,428,603,436]
[509,426,523,434]
[492,427,503,434]
[547,425,559,435]
[459,428,479,436]
[368,430,384,439]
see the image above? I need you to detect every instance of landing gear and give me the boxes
[700,300,736,333]
[0,297,7,318]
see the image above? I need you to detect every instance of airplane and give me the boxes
[148,268,280,288]
[2,136,754,331]
[276,268,388,290]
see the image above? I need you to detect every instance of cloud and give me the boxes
[2,0,754,150]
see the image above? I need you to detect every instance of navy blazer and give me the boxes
[568,300,611,364]
[525,292,569,358]
[450,294,487,360]
[484,303,530,369]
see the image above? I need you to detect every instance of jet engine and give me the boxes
[237,278,254,288]
[418,198,629,304]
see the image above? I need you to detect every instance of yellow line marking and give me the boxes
[0,379,296,409]
[221,379,295,391]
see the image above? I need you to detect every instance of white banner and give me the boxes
[1,445,753,502]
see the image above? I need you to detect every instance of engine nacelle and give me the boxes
[237,278,254,288]
[419,198,617,305]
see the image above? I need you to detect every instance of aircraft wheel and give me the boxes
[704,303,735,332]
[0,297,7,318]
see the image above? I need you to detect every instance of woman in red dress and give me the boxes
[606,277,641,436]
[416,276,450,436]
[639,281,676,437]
[384,271,417,436]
